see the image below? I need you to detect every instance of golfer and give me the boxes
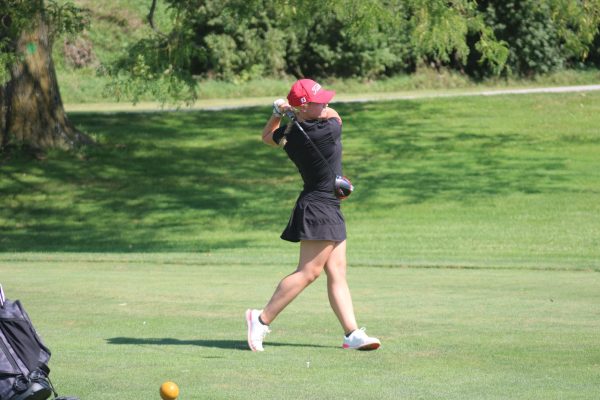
[246,79,381,352]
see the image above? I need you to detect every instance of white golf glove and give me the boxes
[272,98,286,117]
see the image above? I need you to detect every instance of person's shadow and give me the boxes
[106,337,336,351]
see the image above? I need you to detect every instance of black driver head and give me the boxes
[334,176,354,199]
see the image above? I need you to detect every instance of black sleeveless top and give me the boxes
[272,118,346,242]
[273,118,342,196]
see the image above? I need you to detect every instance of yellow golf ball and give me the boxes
[159,381,179,400]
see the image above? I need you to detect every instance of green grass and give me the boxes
[0,259,598,399]
[2,92,599,268]
[1,92,600,398]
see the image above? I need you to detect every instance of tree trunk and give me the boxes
[0,11,91,152]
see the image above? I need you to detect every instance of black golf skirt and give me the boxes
[281,191,346,243]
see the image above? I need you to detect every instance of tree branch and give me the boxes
[147,0,163,35]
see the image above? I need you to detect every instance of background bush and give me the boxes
[152,0,599,82]
[35,0,600,103]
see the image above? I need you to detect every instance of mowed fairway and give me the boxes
[1,91,600,399]
[0,259,598,399]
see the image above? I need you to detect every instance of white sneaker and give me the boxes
[246,309,270,352]
[342,327,381,350]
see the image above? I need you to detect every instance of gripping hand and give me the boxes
[272,98,286,117]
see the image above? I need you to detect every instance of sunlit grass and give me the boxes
[2,92,600,269]
[0,259,598,399]
[1,91,599,399]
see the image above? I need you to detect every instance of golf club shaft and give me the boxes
[284,110,337,179]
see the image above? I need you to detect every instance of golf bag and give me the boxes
[0,285,78,400]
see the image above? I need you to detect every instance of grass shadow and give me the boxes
[106,336,337,350]
[1,107,294,251]
[336,99,571,205]
[2,94,588,251]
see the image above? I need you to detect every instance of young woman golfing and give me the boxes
[246,79,381,352]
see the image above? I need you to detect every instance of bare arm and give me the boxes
[321,107,342,125]
[262,115,282,147]
[262,99,293,146]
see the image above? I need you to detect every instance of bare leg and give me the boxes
[324,240,358,334]
[261,240,334,324]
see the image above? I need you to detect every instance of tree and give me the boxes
[107,0,510,104]
[475,0,600,76]
[0,0,91,152]
[109,0,600,102]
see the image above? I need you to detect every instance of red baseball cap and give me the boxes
[287,79,335,107]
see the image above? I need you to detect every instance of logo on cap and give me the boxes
[311,83,321,95]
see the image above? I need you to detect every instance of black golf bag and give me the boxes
[0,285,78,400]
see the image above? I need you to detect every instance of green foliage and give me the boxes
[44,0,89,40]
[480,1,564,75]
[0,0,36,83]
[106,0,511,102]
[478,0,600,76]
[100,0,600,101]
[4,0,599,102]
[0,0,88,83]
[105,38,198,104]
[550,0,600,61]
[409,0,472,64]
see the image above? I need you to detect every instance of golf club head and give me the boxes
[334,176,354,199]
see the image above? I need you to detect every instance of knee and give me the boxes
[298,265,322,284]
[325,261,347,281]
[304,270,321,284]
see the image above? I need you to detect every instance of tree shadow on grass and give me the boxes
[1,107,294,251]
[336,100,571,206]
[0,98,578,251]
[106,336,336,350]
